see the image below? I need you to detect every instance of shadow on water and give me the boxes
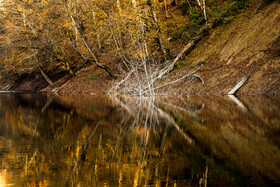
[0,92,279,186]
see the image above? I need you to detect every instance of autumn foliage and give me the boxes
[0,0,263,84]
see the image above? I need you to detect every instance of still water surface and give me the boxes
[0,93,279,186]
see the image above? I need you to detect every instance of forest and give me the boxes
[0,0,279,95]
[0,1,280,185]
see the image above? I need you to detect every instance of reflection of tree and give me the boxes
[64,95,209,186]
[0,94,280,186]
[183,96,280,186]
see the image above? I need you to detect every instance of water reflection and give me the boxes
[0,93,279,186]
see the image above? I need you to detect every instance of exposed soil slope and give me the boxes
[182,2,280,95]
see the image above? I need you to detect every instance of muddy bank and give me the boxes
[0,70,69,92]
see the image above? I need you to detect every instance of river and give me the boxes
[0,92,279,186]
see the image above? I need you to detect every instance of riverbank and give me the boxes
[0,1,279,96]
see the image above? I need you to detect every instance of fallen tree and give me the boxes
[228,75,250,95]
[109,22,213,96]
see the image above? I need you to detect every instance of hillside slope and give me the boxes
[182,1,280,95]
[53,1,279,95]
[0,1,279,95]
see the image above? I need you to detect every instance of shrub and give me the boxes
[262,0,277,3]
[171,31,181,40]
[181,24,189,32]
[179,1,190,15]
[223,15,235,23]
[189,9,206,26]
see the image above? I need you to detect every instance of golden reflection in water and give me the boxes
[0,93,279,186]
[0,171,14,186]
[0,174,6,186]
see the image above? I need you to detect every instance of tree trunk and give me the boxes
[149,2,168,59]
[36,61,54,87]
[64,1,117,79]
[228,75,249,95]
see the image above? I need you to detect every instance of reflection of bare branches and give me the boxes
[159,96,204,119]
[24,149,38,174]
[67,107,116,186]
[156,105,193,144]
[107,95,203,186]
[41,95,54,113]
[32,95,55,137]
[110,95,195,144]
[66,124,99,186]
[73,124,99,170]
[199,165,208,187]
[179,96,205,113]
[228,95,248,112]
[17,122,39,137]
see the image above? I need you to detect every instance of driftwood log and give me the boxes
[228,75,249,95]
